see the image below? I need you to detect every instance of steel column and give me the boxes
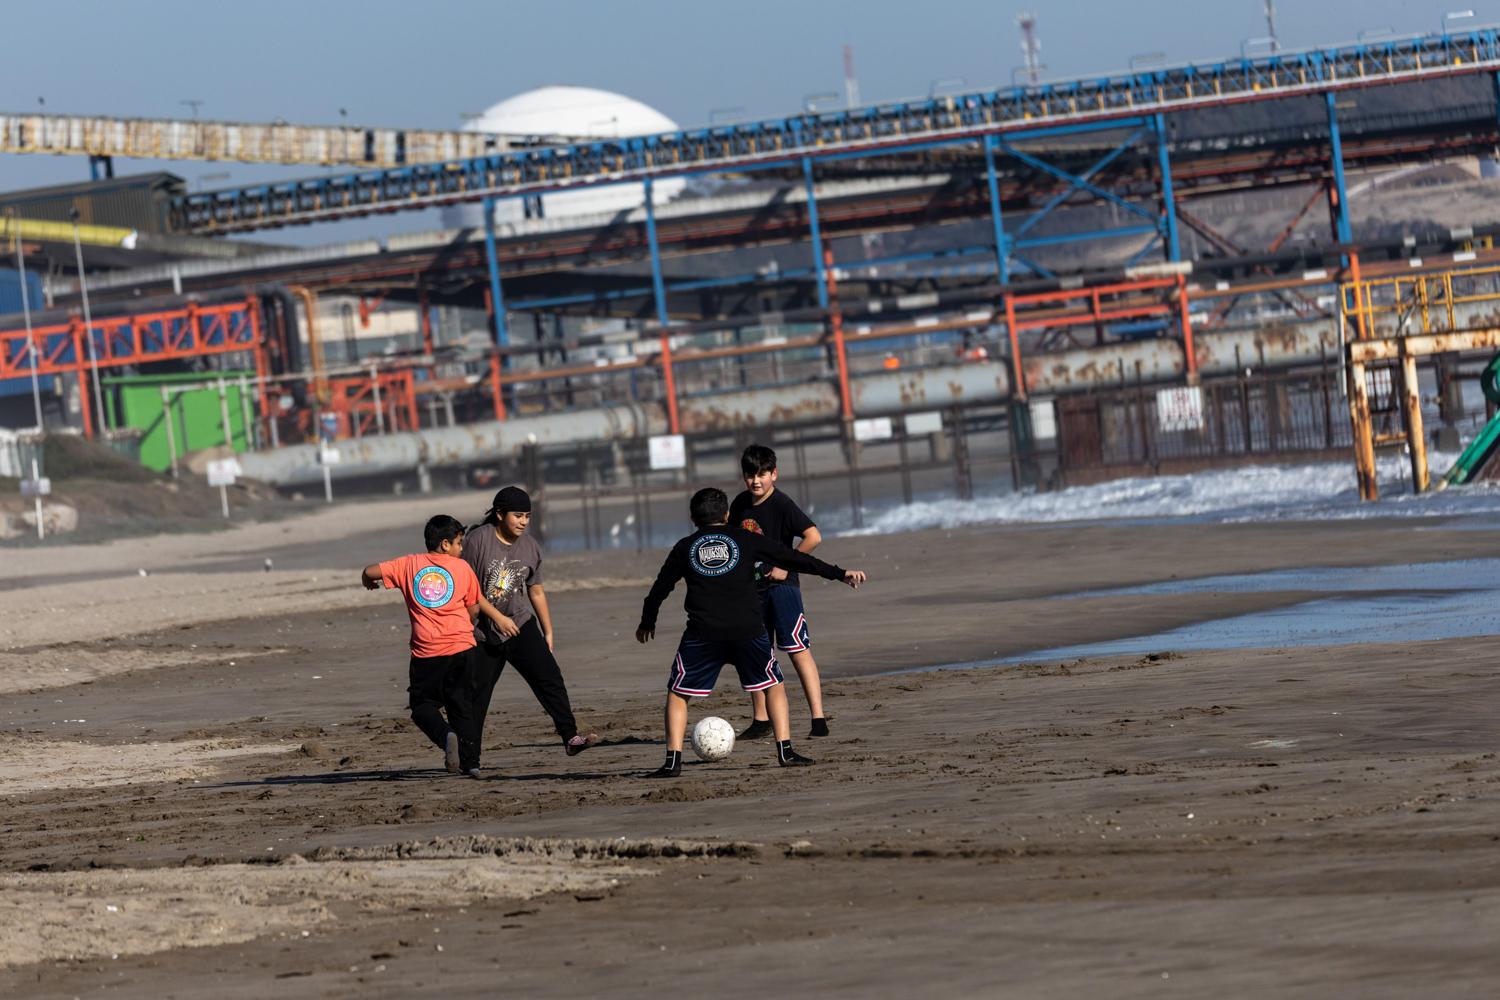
[418,284,433,354]
[644,177,680,433]
[1176,273,1197,380]
[1154,113,1181,261]
[804,158,829,309]
[1004,293,1026,400]
[1400,349,1429,492]
[983,134,1011,285]
[73,321,93,439]
[824,247,853,420]
[1325,92,1354,245]
[1346,360,1378,500]
[481,196,509,351]
[643,178,670,325]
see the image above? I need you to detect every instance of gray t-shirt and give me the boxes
[461,525,544,644]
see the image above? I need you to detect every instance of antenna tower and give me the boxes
[843,43,861,108]
[1017,12,1042,84]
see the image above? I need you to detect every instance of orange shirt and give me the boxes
[378,552,481,659]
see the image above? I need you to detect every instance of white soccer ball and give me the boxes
[690,716,736,761]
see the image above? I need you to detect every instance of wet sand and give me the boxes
[3,513,1500,997]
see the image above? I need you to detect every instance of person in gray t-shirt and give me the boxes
[461,486,599,767]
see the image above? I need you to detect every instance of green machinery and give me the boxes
[1439,353,1500,488]
[103,372,254,473]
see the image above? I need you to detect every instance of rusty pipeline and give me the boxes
[238,322,1340,487]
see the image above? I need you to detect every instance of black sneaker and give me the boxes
[777,740,815,767]
[739,719,773,740]
[647,750,682,778]
[443,732,461,774]
[809,718,830,738]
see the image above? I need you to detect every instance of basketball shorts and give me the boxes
[761,585,811,652]
[667,633,784,698]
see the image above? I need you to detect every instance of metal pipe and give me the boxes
[160,384,179,478]
[238,323,1335,486]
[288,285,327,402]
[71,215,107,435]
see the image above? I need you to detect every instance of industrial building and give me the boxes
[6,24,1500,517]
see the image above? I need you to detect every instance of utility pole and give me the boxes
[1264,1,1279,53]
[1017,12,1042,85]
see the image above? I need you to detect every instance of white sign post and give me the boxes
[21,456,47,540]
[206,458,240,518]
[1156,385,1205,433]
[318,446,340,503]
[852,417,894,442]
[648,434,687,471]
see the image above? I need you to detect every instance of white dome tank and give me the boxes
[443,85,686,229]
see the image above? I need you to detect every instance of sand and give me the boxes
[3,506,1500,997]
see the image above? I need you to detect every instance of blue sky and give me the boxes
[1,0,1491,241]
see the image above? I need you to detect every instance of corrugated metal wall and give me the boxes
[0,267,56,399]
[0,173,182,233]
[0,266,44,319]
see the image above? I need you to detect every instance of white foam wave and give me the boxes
[840,452,1500,534]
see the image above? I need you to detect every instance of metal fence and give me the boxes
[497,405,1013,551]
[1055,366,1356,481]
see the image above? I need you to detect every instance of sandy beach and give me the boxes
[2,505,1499,997]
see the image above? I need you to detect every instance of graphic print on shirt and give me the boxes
[482,556,529,606]
[738,518,770,581]
[412,565,456,608]
[689,533,741,577]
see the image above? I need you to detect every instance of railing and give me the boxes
[1343,257,1500,338]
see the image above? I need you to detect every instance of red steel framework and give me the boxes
[0,298,267,439]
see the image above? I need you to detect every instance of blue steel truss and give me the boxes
[172,26,1500,234]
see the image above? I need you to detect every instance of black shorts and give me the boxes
[760,585,811,652]
[667,633,784,698]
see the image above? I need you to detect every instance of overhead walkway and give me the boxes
[164,25,1500,233]
[0,111,535,170]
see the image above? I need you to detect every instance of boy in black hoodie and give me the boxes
[636,487,867,778]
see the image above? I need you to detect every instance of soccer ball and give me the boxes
[690,716,736,761]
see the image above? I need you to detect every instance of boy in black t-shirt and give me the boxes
[636,488,867,778]
[729,444,832,739]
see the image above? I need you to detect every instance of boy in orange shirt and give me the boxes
[361,514,519,777]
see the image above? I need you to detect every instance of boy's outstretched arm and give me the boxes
[637,546,684,643]
[753,536,867,589]
[361,564,383,590]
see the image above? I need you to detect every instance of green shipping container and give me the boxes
[104,372,254,472]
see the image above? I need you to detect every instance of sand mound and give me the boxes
[0,853,644,968]
[0,736,298,796]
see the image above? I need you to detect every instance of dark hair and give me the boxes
[741,443,777,477]
[424,514,466,552]
[689,487,729,527]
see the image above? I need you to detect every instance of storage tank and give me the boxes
[441,85,685,228]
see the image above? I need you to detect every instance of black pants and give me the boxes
[407,649,480,769]
[472,617,578,758]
